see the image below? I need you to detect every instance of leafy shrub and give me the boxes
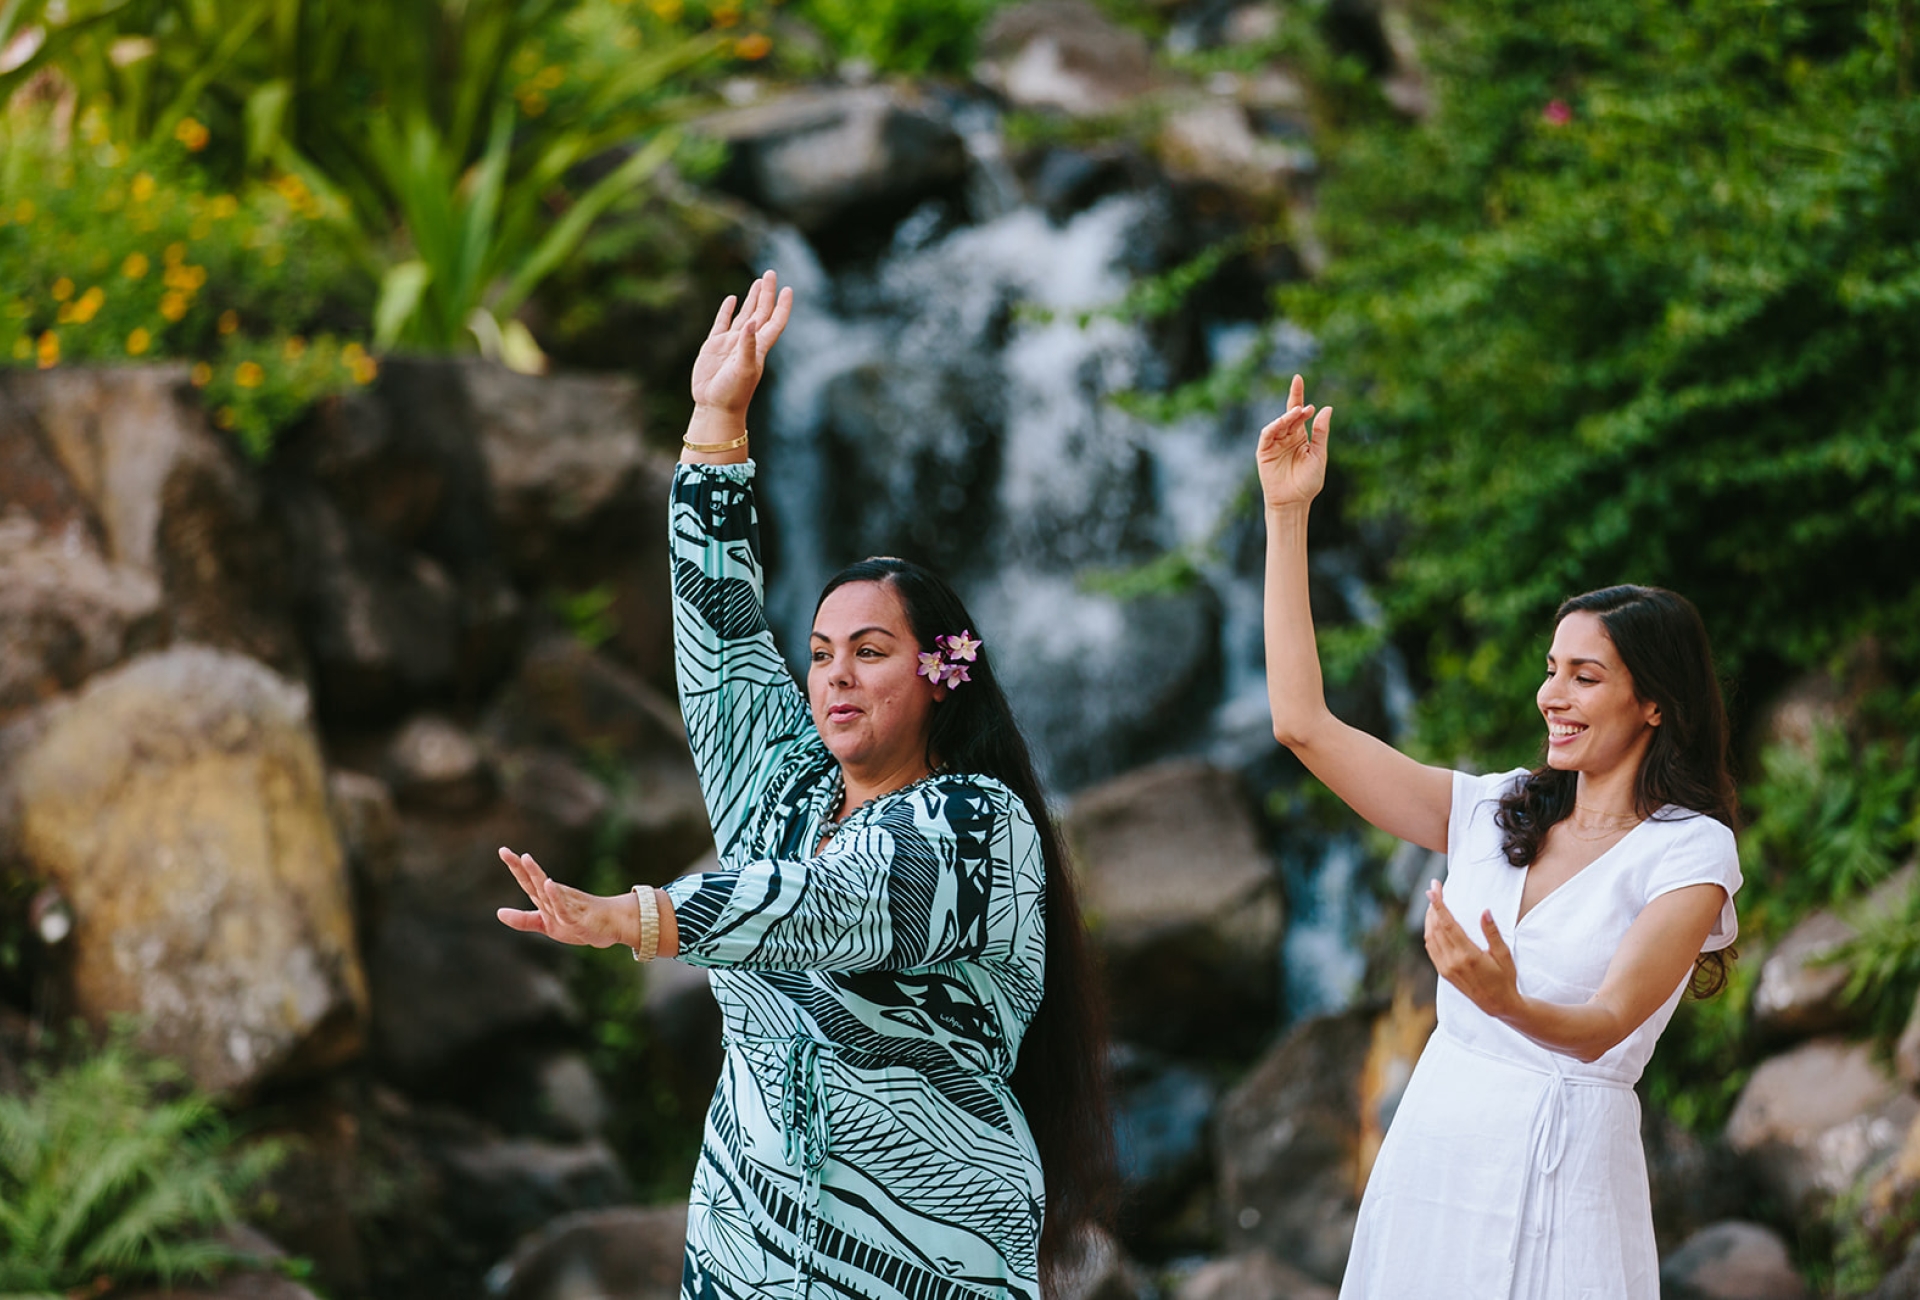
[0,114,376,458]
[0,1041,283,1294]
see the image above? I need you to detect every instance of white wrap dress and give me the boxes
[1339,768,1742,1300]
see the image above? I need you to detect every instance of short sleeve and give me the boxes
[1643,815,1742,951]
[1447,767,1529,861]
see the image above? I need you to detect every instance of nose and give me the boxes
[827,652,854,687]
[1538,671,1565,712]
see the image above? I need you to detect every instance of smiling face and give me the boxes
[809,579,943,781]
[1537,610,1662,779]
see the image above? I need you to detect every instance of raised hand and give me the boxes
[689,270,795,418]
[1423,880,1523,1021]
[1255,373,1334,512]
[496,846,630,949]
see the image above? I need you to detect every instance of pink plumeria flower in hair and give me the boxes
[917,650,945,680]
[941,630,982,662]
[944,661,972,686]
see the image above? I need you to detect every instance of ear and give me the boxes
[1644,699,1662,727]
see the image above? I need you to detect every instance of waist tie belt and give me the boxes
[1439,1031,1634,1300]
[725,1031,832,1300]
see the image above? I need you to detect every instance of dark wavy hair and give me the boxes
[1493,585,1739,998]
[817,558,1118,1294]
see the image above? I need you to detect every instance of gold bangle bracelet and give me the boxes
[682,430,750,453]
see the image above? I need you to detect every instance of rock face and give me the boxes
[1214,1009,1374,1285]
[977,0,1154,116]
[701,85,970,249]
[488,1204,689,1300]
[1659,1221,1808,1300]
[9,646,366,1095]
[1725,1036,1920,1218]
[1749,910,1857,1041]
[1066,761,1281,1056]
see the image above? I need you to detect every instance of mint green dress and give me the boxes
[662,461,1049,1300]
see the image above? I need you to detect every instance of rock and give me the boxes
[642,927,726,1124]
[1897,991,1920,1087]
[1214,1008,1374,1285]
[1658,1221,1808,1300]
[0,511,163,724]
[1643,1108,1761,1257]
[1725,1037,1920,1218]
[1355,981,1435,1188]
[1177,1250,1337,1300]
[0,386,106,542]
[113,1225,323,1300]
[1055,1226,1153,1300]
[486,1204,688,1300]
[977,1,1155,116]
[1065,760,1280,1056]
[487,635,686,763]
[328,769,401,917]
[1871,1236,1920,1300]
[386,713,496,813]
[1749,909,1856,1041]
[1157,101,1312,197]
[2,366,301,673]
[700,85,970,245]
[438,1136,633,1247]
[9,646,366,1095]
[1113,1045,1217,1237]
[529,1052,614,1142]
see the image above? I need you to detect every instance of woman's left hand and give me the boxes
[1423,880,1523,1021]
[497,847,630,949]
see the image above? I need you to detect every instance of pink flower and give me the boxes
[1542,99,1572,126]
[941,630,982,662]
[917,651,944,679]
[943,662,971,686]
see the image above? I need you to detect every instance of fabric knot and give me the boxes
[782,1033,831,1300]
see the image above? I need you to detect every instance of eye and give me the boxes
[810,649,829,663]
[1576,675,1598,686]
[858,646,883,659]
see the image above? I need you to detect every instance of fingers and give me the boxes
[757,285,794,352]
[1289,373,1304,409]
[750,270,780,329]
[1309,405,1333,449]
[1257,403,1314,449]
[500,847,562,932]
[736,275,764,331]
[496,906,549,934]
[708,294,737,339]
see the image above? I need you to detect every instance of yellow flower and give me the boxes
[127,327,152,356]
[235,360,265,388]
[283,335,307,360]
[13,200,34,224]
[71,287,105,324]
[164,242,187,267]
[175,117,210,151]
[536,64,565,90]
[273,174,310,205]
[131,173,156,203]
[123,252,150,279]
[160,291,190,322]
[51,277,75,302]
[341,341,368,364]
[218,309,240,335]
[36,331,59,369]
[713,3,740,26]
[735,32,772,60]
[190,362,214,387]
[210,194,239,219]
[648,0,682,19]
[350,354,379,385]
[214,406,237,430]
[56,303,76,324]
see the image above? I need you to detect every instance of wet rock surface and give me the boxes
[1659,1221,1809,1300]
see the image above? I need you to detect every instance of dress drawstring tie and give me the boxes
[781,1033,831,1300]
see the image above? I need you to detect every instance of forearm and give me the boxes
[679,404,750,466]
[1498,994,1630,1064]
[1263,504,1334,745]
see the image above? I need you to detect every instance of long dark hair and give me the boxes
[1494,585,1738,997]
[817,558,1117,1294]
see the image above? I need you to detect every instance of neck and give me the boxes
[1573,762,1642,821]
[838,753,933,816]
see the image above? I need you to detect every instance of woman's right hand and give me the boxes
[689,270,794,419]
[1255,374,1334,512]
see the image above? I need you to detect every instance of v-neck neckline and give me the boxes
[1513,810,1660,929]
[810,767,940,857]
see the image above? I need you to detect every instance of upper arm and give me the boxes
[1284,713,1454,853]
[1589,882,1727,1036]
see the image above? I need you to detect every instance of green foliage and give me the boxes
[1280,0,1920,763]
[1636,949,1757,1133]
[0,114,375,458]
[787,0,1006,72]
[0,1040,282,1294]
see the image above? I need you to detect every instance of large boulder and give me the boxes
[1176,1251,1337,1300]
[8,646,366,1095]
[1725,1037,1920,1219]
[1658,1221,1808,1300]
[438,1136,633,1248]
[1214,1008,1374,1285]
[1157,101,1313,199]
[487,1204,688,1300]
[976,1,1155,116]
[699,86,970,248]
[2,366,301,674]
[1113,1046,1217,1248]
[1750,869,1916,1043]
[1065,760,1281,1056]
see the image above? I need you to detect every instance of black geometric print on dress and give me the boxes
[675,558,770,641]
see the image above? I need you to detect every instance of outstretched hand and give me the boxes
[1255,374,1333,512]
[690,270,794,418]
[497,847,629,949]
[1423,880,1523,1021]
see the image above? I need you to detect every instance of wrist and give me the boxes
[682,406,750,464]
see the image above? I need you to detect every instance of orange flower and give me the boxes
[283,335,307,360]
[348,352,379,385]
[190,361,214,386]
[51,277,74,302]
[235,360,265,388]
[175,117,210,151]
[36,331,59,369]
[122,252,150,279]
[126,327,152,356]
[218,310,240,335]
[735,32,772,60]
[71,287,105,324]
[159,291,190,322]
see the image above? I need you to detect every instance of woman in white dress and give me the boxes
[1257,377,1742,1299]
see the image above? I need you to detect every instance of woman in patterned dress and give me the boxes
[498,271,1115,1300]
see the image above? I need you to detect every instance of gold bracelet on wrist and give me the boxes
[682,429,750,453]
[630,884,660,962]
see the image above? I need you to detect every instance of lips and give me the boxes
[826,704,862,723]
[1547,719,1587,744]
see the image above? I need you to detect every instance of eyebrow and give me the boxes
[810,626,899,642]
[1546,655,1609,669]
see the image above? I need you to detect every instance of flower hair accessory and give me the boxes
[917,631,983,689]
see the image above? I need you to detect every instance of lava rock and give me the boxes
[9,646,366,1096]
[976,1,1155,116]
[1659,1221,1808,1300]
[1065,760,1281,1056]
[1725,1036,1920,1219]
[487,1204,689,1300]
[1214,1008,1373,1286]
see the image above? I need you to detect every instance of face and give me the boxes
[1536,611,1662,777]
[809,580,943,779]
